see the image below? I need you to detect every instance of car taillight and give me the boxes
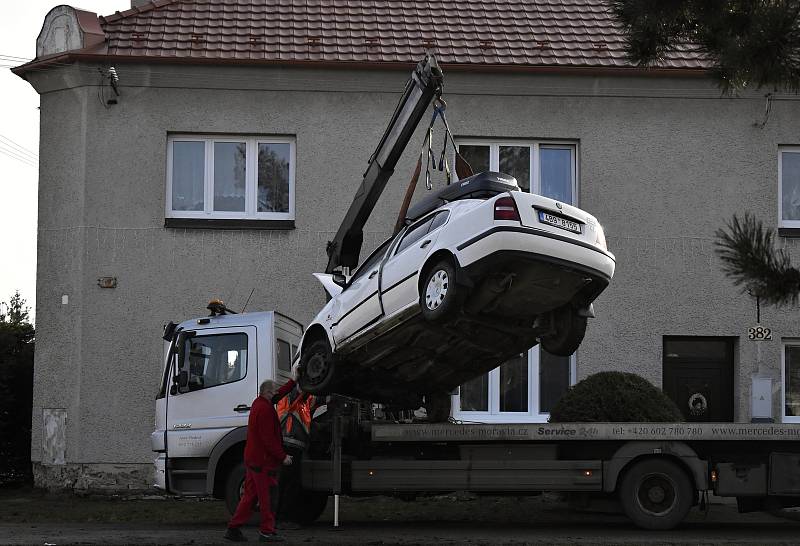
[494,196,520,221]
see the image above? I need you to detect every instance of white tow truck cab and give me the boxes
[153,307,800,531]
[152,309,302,499]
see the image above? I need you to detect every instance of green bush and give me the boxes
[549,371,683,423]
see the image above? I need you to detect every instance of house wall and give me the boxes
[25,63,800,489]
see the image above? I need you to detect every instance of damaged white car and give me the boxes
[297,171,615,407]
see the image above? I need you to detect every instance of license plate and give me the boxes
[538,211,581,233]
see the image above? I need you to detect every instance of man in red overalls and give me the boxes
[225,380,294,543]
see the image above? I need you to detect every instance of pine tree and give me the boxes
[611,0,800,92]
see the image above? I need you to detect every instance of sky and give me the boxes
[0,1,130,322]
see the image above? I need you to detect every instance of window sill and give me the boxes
[778,227,800,237]
[164,218,295,230]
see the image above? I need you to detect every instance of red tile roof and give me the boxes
[38,0,714,72]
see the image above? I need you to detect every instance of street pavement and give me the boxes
[2,492,800,545]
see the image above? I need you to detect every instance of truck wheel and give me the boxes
[299,339,337,394]
[420,260,462,322]
[541,305,587,356]
[619,459,693,530]
[224,462,247,516]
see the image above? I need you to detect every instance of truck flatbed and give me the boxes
[371,422,800,443]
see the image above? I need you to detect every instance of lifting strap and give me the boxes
[393,97,474,234]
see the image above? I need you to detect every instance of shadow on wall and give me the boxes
[0,292,35,486]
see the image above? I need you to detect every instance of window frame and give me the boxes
[182,331,250,392]
[456,139,579,206]
[452,348,577,423]
[782,340,800,423]
[166,134,296,221]
[779,147,800,229]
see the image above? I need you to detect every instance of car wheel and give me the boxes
[299,338,337,394]
[541,305,587,356]
[420,260,462,322]
[619,459,694,530]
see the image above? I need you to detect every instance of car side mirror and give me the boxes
[332,272,347,288]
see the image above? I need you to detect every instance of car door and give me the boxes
[331,239,392,344]
[165,326,257,459]
[380,211,449,317]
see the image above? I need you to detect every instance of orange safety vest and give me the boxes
[277,387,315,450]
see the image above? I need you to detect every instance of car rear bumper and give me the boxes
[455,225,615,281]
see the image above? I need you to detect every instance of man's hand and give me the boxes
[283,454,293,466]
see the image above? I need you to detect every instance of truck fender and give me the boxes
[603,441,708,494]
[206,426,248,495]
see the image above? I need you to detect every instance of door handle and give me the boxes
[368,270,378,279]
[420,240,431,248]
[234,404,251,413]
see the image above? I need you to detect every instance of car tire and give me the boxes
[619,459,694,530]
[541,305,587,356]
[298,338,337,394]
[420,259,462,322]
[224,462,247,516]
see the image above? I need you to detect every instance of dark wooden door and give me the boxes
[662,337,734,422]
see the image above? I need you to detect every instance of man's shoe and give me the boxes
[224,527,247,542]
[258,532,285,542]
[276,521,302,530]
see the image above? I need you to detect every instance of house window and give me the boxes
[452,139,578,422]
[780,147,800,229]
[166,135,295,226]
[454,350,576,421]
[782,342,800,422]
[457,140,577,203]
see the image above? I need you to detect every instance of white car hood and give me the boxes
[313,273,343,298]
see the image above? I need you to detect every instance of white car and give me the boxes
[298,171,615,408]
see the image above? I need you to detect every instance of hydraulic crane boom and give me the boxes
[325,55,443,274]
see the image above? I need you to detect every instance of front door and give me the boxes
[166,326,258,458]
[662,337,734,422]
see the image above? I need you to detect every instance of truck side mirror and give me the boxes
[174,370,189,394]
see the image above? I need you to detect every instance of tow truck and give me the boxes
[154,307,800,530]
[152,56,800,530]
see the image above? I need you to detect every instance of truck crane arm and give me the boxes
[325,54,443,274]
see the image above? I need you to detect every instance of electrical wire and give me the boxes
[0,135,38,160]
[0,144,37,168]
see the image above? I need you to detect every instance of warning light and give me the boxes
[368,470,374,476]
[583,470,593,477]
[711,469,717,483]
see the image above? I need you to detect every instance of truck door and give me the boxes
[165,326,258,458]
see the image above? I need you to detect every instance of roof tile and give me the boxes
[85,0,711,70]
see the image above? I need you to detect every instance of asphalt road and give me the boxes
[2,490,800,545]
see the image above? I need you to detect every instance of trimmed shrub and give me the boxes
[549,371,683,423]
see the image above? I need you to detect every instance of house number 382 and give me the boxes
[748,326,772,341]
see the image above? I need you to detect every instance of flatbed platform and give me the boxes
[371,422,800,442]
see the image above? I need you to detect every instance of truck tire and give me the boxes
[619,459,693,530]
[541,305,587,356]
[224,462,247,516]
[299,338,337,394]
[420,260,462,322]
